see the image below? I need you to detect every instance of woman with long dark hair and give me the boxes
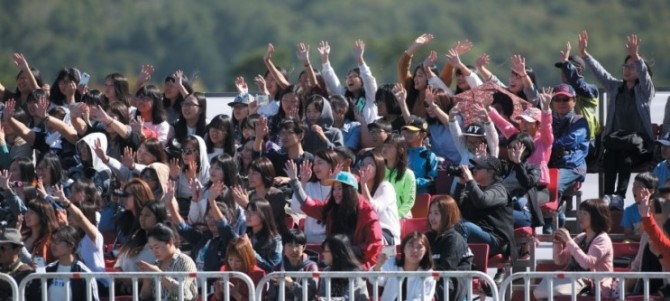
[382,134,416,219]
[170,92,208,142]
[287,161,382,269]
[162,70,194,123]
[359,150,400,245]
[134,85,170,144]
[205,114,236,160]
[22,197,59,263]
[318,234,369,300]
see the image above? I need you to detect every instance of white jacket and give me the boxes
[369,258,436,301]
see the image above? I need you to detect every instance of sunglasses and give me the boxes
[182,148,197,155]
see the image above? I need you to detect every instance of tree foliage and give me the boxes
[1,0,667,92]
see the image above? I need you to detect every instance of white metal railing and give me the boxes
[0,273,19,301]
[17,271,255,301]
[499,271,670,301]
[255,270,499,301]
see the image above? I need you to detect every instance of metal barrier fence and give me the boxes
[499,271,670,301]
[0,273,19,301]
[17,271,255,301]
[255,270,499,301]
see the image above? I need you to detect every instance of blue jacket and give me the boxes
[407,146,438,194]
[549,111,589,172]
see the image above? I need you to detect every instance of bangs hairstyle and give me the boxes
[249,157,276,188]
[634,172,659,191]
[36,153,62,185]
[305,95,326,114]
[25,197,59,242]
[180,136,203,172]
[384,134,408,182]
[323,182,359,238]
[322,234,361,272]
[50,67,82,105]
[107,101,131,125]
[579,198,611,234]
[225,235,257,274]
[146,223,175,244]
[174,92,208,139]
[246,199,279,238]
[104,73,131,106]
[279,117,307,136]
[135,85,167,124]
[278,86,304,119]
[395,232,434,270]
[312,149,339,182]
[428,195,461,233]
[375,84,402,116]
[241,114,260,131]
[71,178,103,209]
[82,90,105,108]
[205,114,236,157]
[507,132,536,162]
[15,67,45,93]
[51,226,82,251]
[360,150,385,196]
[141,138,168,163]
[283,228,307,246]
[162,74,194,112]
[10,157,35,183]
[208,154,240,188]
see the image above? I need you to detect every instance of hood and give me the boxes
[77,132,110,173]
[314,99,334,128]
[192,135,210,180]
[146,162,170,200]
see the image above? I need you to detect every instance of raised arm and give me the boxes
[559,42,599,100]
[354,40,379,123]
[626,34,654,101]
[399,34,433,87]
[263,43,291,89]
[90,105,131,138]
[318,41,345,96]
[511,54,539,105]
[478,105,499,157]
[475,53,493,82]
[579,30,621,91]
[12,53,39,92]
[3,99,35,146]
[296,43,318,91]
[55,185,99,241]
[538,88,555,145]
[133,64,154,94]
[392,83,412,124]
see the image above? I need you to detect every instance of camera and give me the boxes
[445,165,463,177]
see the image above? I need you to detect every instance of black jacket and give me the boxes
[504,161,545,227]
[426,229,472,301]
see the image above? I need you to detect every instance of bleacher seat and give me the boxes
[400,218,429,240]
[411,193,431,218]
[612,242,639,271]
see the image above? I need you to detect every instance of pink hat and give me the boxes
[515,107,542,123]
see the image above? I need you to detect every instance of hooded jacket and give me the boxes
[146,162,170,200]
[302,100,344,154]
[176,135,210,199]
[68,132,112,196]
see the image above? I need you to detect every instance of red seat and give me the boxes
[304,244,323,264]
[541,168,561,213]
[467,243,489,297]
[412,193,431,218]
[514,226,534,239]
[613,242,639,271]
[400,218,429,240]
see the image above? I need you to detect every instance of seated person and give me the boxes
[267,229,318,301]
[622,172,658,242]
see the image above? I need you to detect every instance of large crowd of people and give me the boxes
[0,30,667,301]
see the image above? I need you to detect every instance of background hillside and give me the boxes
[0,0,667,92]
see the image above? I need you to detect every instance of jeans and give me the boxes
[513,209,532,227]
[456,220,505,255]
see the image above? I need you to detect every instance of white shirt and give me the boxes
[48,264,71,300]
[114,243,156,272]
[368,258,436,301]
[78,232,107,286]
[291,182,330,243]
[368,181,401,245]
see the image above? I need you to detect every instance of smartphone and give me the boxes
[34,256,46,273]
[256,94,269,107]
[79,72,90,87]
[382,245,397,257]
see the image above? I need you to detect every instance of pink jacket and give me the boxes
[555,233,615,298]
[489,109,553,185]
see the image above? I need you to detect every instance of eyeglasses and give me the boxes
[369,129,387,136]
[182,148,197,155]
[552,97,572,103]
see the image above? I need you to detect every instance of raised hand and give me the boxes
[231,185,249,206]
[407,33,434,54]
[52,184,68,202]
[284,160,299,180]
[208,181,225,201]
[0,170,11,190]
[174,70,184,86]
[12,53,29,71]
[359,164,373,184]
[475,104,491,123]
[317,41,330,64]
[253,74,267,94]
[188,178,203,200]
[255,115,269,138]
[474,143,487,159]
[445,48,463,67]
[298,160,313,185]
[234,76,249,93]
[637,187,652,217]
[328,163,343,179]
[130,116,144,134]
[352,39,365,61]
[93,138,109,163]
[539,87,554,111]
[560,42,571,62]
[475,53,490,69]
[138,65,155,84]
[625,34,640,60]
[448,103,461,120]
[424,86,437,106]
[423,50,438,68]
[121,146,135,168]
[508,141,526,164]
[185,161,197,180]
[460,165,473,181]
[3,99,15,122]
[36,96,49,119]
[511,54,527,76]
[169,158,180,180]
[392,83,407,105]
[578,30,588,57]
[296,43,310,65]
[36,177,47,198]
[452,40,473,55]
[263,43,275,62]
[163,180,176,203]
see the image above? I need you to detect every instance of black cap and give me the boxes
[469,156,503,176]
[401,116,428,132]
[554,55,586,70]
[463,123,485,137]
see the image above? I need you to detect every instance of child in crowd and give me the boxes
[622,172,658,242]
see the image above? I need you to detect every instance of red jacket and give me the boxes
[214,264,266,301]
[301,194,383,270]
[641,216,670,270]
